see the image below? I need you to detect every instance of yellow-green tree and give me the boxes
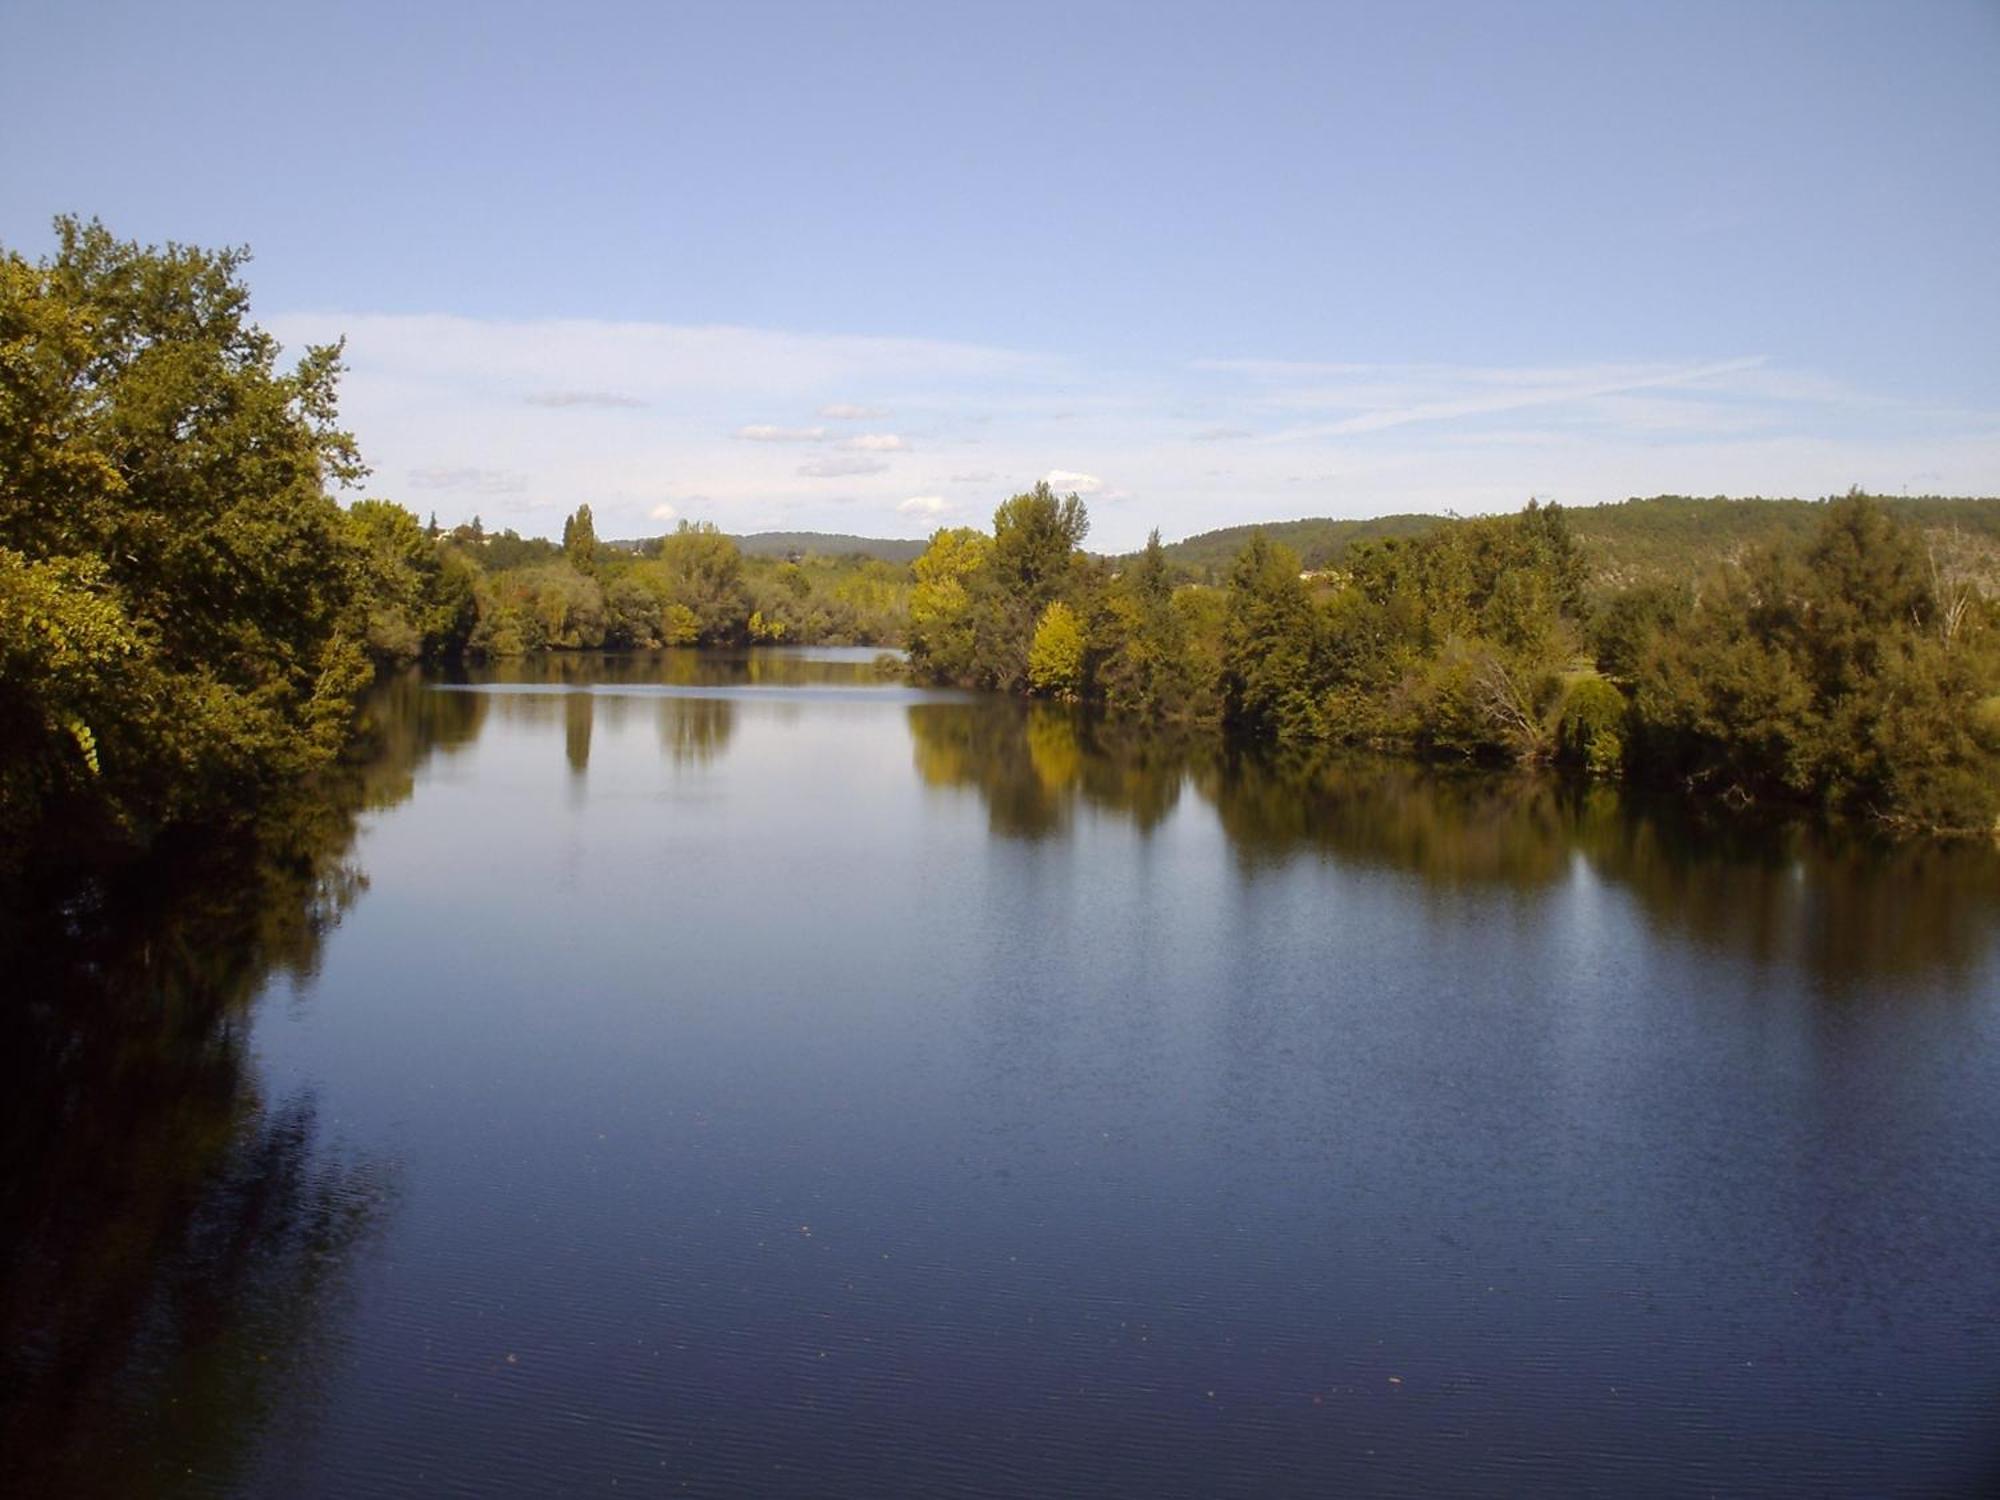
[1028,601,1085,699]
[908,527,992,681]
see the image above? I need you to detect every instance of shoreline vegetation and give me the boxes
[5,222,1999,894]
[902,484,2000,839]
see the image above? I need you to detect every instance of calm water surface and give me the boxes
[6,648,2000,1496]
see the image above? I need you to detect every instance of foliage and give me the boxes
[560,502,598,575]
[908,527,993,682]
[1027,601,1085,699]
[1,218,372,866]
[344,498,478,663]
[1621,494,2000,832]
[640,520,751,642]
[1556,675,1628,775]
[906,487,2000,835]
[1220,534,1319,739]
[991,481,1089,601]
[407,513,916,659]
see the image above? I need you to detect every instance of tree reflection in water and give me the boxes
[658,696,735,767]
[0,672,482,1496]
[909,702,1188,839]
[906,699,2000,994]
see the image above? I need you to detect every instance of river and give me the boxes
[5,647,1998,1496]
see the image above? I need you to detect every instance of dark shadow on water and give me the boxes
[0,673,483,1495]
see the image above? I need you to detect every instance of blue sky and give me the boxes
[4,0,1997,548]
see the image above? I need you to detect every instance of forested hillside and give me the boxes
[1143,514,1444,578]
[1144,495,2000,589]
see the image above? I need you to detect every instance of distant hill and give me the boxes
[615,496,2000,583]
[1140,494,2000,587]
[1142,513,1445,578]
[1565,494,2000,587]
[731,531,929,562]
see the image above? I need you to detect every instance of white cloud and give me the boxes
[268,310,2000,551]
[1043,469,1104,494]
[649,502,679,521]
[837,433,909,452]
[898,495,949,516]
[737,424,827,443]
[799,456,890,478]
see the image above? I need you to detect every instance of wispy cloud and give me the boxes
[820,402,889,420]
[898,495,950,516]
[526,389,648,409]
[800,456,890,478]
[649,501,679,521]
[838,433,909,452]
[737,424,827,443]
[408,465,527,494]
[1287,357,1773,438]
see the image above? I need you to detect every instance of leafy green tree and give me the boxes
[644,521,750,642]
[1624,495,2000,829]
[561,503,599,575]
[1027,601,1085,699]
[1555,675,1628,774]
[907,527,993,682]
[1,217,369,863]
[1221,534,1319,739]
[344,498,479,662]
[660,601,701,645]
[990,481,1089,603]
[602,573,663,648]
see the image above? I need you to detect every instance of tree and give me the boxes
[644,521,749,642]
[0,217,370,864]
[562,503,598,575]
[1221,534,1318,738]
[990,482,1089,603]
[1134,528,1171,606]
[1622,495,2000,830]
[907,527,993,682]
[1028,601,1085,699]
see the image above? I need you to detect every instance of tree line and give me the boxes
[359,504,910,664]
[905,484,2000,835]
